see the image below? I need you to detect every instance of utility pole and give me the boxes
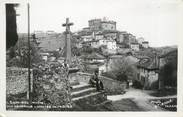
[27,3,31,104]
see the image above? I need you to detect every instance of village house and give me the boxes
[81,35,94,42]
[82,37,117,51]
[142,41,149,48]
[95,32,104,40]
[82,40,99,48]
[116,32,137,47]
[102,30,118,40]
[90,40,100,48]
[128,33,136,43]
[80,52,106,74]
[105,40,117,50]
[137,37,145,45]
[130,42,139,51]
[81,52,106,63]
[98,38,117,50]
[116,31,127,43]
[136,56,159,90]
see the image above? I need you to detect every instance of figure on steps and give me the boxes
[89,70,104,91]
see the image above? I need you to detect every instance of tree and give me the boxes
[72,46,81,56]
[103,56,138,82]
[7,39,42,68]
[160,61,177,87]
[159,50,177,87]
[6,4,18,50]
[82,45,93,54]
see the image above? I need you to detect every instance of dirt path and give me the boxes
[107,88,176,111]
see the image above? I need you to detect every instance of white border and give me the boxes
[0,0,183,117]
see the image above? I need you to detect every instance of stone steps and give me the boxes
[71,87,96,98]
[72,91,107,106]
[71,82,107,106]
[72,92,101,101]
[71,83,92,92]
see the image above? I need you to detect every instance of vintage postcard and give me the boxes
[0,0,183,117]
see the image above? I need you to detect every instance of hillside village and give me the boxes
[6,16,177,111]
[27,18,177,90]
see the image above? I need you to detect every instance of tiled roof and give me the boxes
[137,57,158,70]
[81,52,105,59]
[142,41,149,43]
[130,42,139,45]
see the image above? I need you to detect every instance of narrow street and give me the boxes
[107,88,177,111]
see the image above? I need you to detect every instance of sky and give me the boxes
[15,0,183,47]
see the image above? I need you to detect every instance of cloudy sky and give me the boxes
[15,0,182,47]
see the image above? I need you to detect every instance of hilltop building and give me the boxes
[88,17,116,31]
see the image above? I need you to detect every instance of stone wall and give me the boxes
[6,67,33,96]
[100,76,127,94]
[6,63,71,110]
[76,72,127,94]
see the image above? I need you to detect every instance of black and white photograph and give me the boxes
[2,0,182,113]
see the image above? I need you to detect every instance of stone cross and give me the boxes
[62,18,74,66]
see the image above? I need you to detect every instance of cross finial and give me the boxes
[62,18,74,32]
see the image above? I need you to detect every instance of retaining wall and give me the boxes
[75,72,127,94]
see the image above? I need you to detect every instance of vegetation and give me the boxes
[159,50,177,87]
[6,38,42,68]
[103,57,137,82]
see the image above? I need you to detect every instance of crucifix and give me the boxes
[62,18,74,66]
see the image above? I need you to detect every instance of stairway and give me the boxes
[71,82,107,106]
